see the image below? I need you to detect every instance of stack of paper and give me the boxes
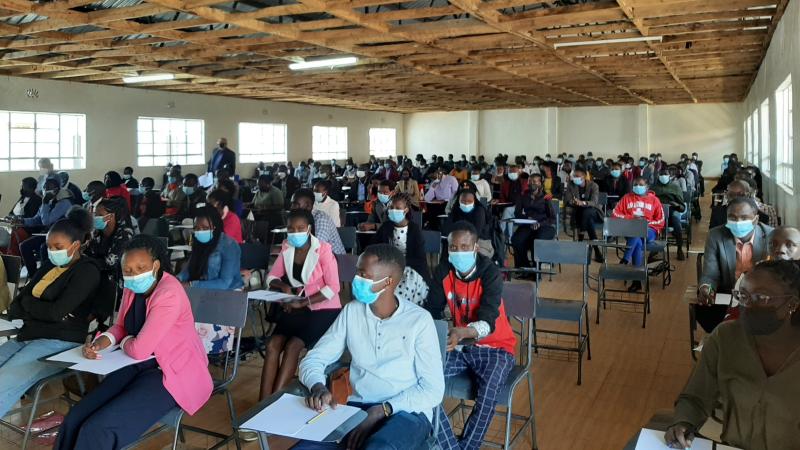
[635,428,740,450]
[240,394,361,442]
[247,290,303,303]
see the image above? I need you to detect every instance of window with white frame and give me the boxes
[238,122,288,163]
[751,110,759,165]
[369,128,397,158]
[760,99,770,176]
[0,110,85,172]
[312,126,347,161]
[744,114,753,164]
[776,76,793,192]
[137,117,204,167]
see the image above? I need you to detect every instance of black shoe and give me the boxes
[619,258,629,265]
[627,281,642,292]
[593,249,604,263]
[677,248,686,261]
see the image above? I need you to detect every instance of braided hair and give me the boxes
[123,234,172,275]
[186,205,224,281]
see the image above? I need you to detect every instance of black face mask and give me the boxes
[740,305,788,335]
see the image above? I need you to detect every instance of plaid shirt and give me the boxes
[757,200,778,227]
[311,209,345,254]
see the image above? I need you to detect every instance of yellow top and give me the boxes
[32,266,69,299]
[543,178,553,195]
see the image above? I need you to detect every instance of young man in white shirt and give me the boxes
[312,180,341,227]
[296,244,444,450]
[469,166,492,202]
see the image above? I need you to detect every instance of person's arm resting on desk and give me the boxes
[299,309,348,409]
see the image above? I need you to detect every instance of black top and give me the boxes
[207,147,237,174]
[292,261,304,283]
[445,202,493,241]
[375,219,431,281]
[10,194,42,218]
[514,193,555,226]
[125,294,148,336]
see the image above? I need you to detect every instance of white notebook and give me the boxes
[240,394,361,442]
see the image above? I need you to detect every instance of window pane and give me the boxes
[137,117,205,167]
[238,122,288,164]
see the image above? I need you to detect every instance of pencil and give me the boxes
[306,409,327,425]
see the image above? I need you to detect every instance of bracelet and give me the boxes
[382,402,392,417]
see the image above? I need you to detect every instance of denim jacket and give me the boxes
[178,233,243,290]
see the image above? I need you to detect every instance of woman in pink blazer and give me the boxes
[55,235,213,450]
[260,209,341,399]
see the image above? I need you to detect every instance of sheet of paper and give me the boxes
[635,428,717,450]
[714,293,732,306]
[240,394,361,442]
[47,344,120,364]
[69,349,154,375]
[247,290,303,303]
[0,319,21,332]
[198,172,214,189]
[512,219,538,225]
[168,245,193,252]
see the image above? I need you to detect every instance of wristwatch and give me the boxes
[382,402,393,417]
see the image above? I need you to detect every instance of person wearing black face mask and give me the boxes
[666,260,800,450]
[10,177,42,219]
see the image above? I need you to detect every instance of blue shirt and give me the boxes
[177,234,243,290]
[299,299,444,421]
[24,197,72,228]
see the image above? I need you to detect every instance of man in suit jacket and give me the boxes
[696,197,773,333]
[207,137,236,175]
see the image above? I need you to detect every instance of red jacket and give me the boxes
[611,191,665,233]
[104,185,132,211]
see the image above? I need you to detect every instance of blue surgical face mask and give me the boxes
[723,157,730,163]
[377,193,391,204]
[639,161,646,167]
[93,215,108,231]
[460,202,475,213]
[507,172,519,181]
[471,174,480,181]
[168,176,177,184]
[352,275,387,305]
[48,246,74,267]
[182,186,195,196]
[658,175,671,184]
[726,219,755,238]
[123,269,157,294]
[194,229,213,244]
[449,250,477,274]
[314,192,325,203]
[287,231,310,248]
[82,191,91,202]
[572,177,584,186]
[610,169,621,178]
[387,209,406,224]
[632,185,648,196]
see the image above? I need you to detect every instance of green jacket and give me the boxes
[651,181,684,211]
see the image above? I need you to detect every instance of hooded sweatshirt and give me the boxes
[612,191,665,233]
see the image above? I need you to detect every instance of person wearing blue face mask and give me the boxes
[261,209,342,399]
[177,206,242,290]
[359,180,393,231]
[565,168,605,262]
[375,193,430,282]
[58,234,212,450]
[160,166,186,218]
[651,169,687,260]
[85,198,135,292]
[604,162,629,210]
[2,209,101,423]
[444,189,494,258]
[425,222,516,450]
[178,173,206,219]
[296,244,443,450]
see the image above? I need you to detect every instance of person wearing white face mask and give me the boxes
[260,209,342,399]
[469,167,492,201]
[2,209,101,422]
[35,157,56,196]
[444,189,494,258]
[312,180,341,227]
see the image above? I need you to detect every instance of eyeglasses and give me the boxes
[732,290,796,307]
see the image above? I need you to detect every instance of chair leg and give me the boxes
[171,416,183,450]
[225,390,242,450]
[584,306,592,361]
[532,319,538,354]
[527,375,537,450]
[504,400,513,449]
[21,380,48,450]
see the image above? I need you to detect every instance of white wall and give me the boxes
[743,0,800,226]
[405,103,741,176]
[0,75,403,213]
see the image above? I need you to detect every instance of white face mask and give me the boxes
[314,192,325,203]
[356,170,366,178]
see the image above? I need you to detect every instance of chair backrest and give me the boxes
[661,204,671,238]
[335,253,358,283]
[534,240,588,266]
[338,226,357,253]
[156,236,169,250]
[410,210,423,227]
[501,282,535,367]
[2,254,21,298]
[550,199,560,232]
[603,217,647,239]
[422,230,442,254]
[240,242,269,271]
[598,192,609,214]
[433,319,448,363]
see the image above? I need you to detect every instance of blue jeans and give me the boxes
[623,228,657,266]
[0,338,79,418]
[291,402,432,450]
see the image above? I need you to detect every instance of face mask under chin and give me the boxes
[739,305,791,335]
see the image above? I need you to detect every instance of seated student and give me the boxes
[2,209,100,420]
[207,189,243,244]
[445,189,494,258]
[468,165,493,202]
[86,197,135,278]
[291,189,346,255]
[611,176,665,292]
[180,173,207,219]
[252,174,284,215]
[122,166,139,190]
[56,235,213,450]
[177,206,243,290]
[137,190,169,238]
[343,165,370,204]
[56,172,84,206]
[295,244,444,450]
[312,180,341,227]
[82,180,106,213]
[511,174,557,270]
[8,177,41,219]
[604,162,629,209]
[565,167,604,262]
[425,167,459,203]
[161,171,187,218]
[139,176,155,195]
[103,171,132,211]
[665,260,800,450]
[696,197,773,331]
[359,180,392,231]
[425,221,516,450]
[651,169,687,260]
[396,167,422,209]
[374,193,430,281]
[35,157,56,195]
[260,209,341,399]
[539,162,562,200]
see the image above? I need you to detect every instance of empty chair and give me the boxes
[337,226,357,254]
[422,229,442,271]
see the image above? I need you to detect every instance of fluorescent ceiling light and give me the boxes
[123,73,175,83]
[554,36,663,49]
[289,56,358,71]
